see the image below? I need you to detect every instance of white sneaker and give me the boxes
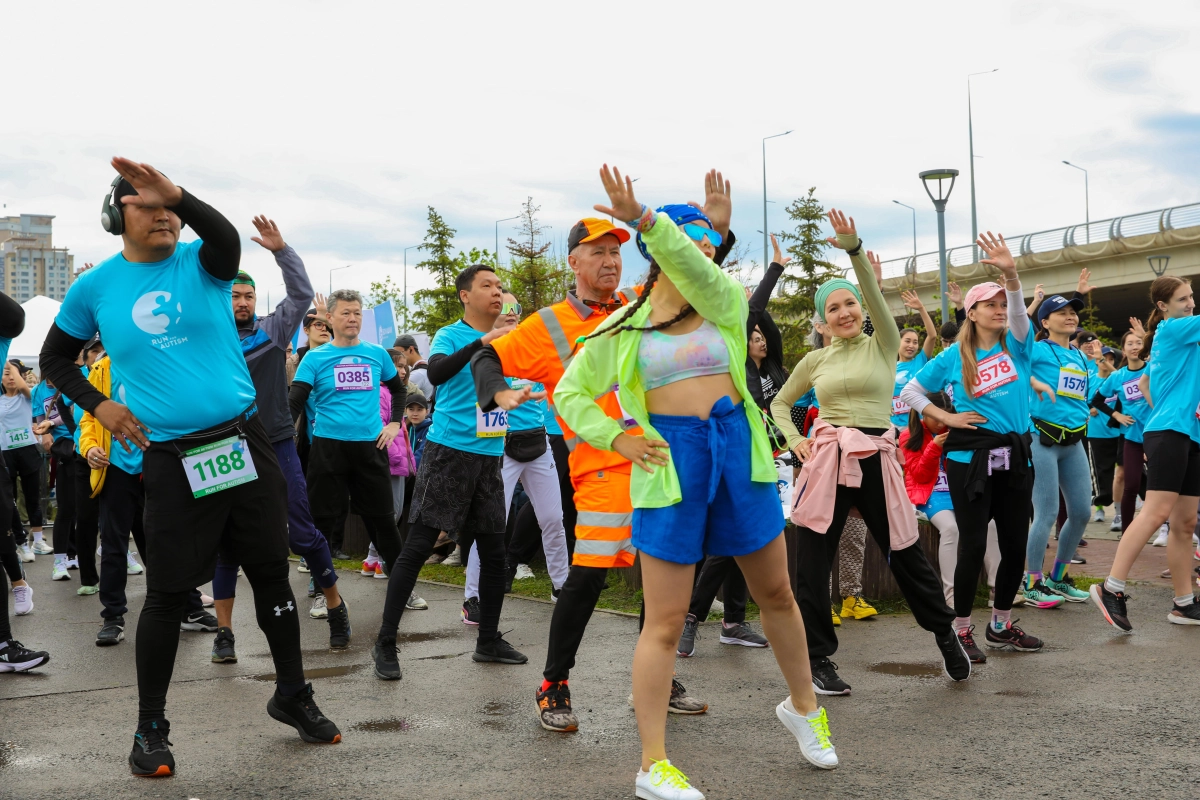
[709,598,724,617]
[513,563,535,581]
[1153,525,1169,547]
[65,557,79,570]
[51,558,69,581]
[442,546,462,567]
[1092,507,1105,523]
[201,594,215,607]
[1110,514,1122,533]
[12,584,33,616]
[96,544,102,556]
[634,760,704,800]
[32,540,53,555]
[18,544,34,563]
[405,592,428,610]
[776,699,838,769]
[126,552,144,575]
[310,593,328,618]
[1136,496,1144,511]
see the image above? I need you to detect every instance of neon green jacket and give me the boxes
[555,212,776,509]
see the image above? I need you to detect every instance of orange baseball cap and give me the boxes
[567,218,631,251]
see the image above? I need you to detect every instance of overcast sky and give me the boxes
[3,0,1198,315]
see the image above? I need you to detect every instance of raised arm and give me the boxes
[251,216,313,347]
[825,209,900,355]
[977,231,1028,342]
[901,289,937,357]
[747,235,789,337]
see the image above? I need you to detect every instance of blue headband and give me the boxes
[636,204,712,261]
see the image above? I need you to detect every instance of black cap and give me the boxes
[84,334,103,351]
[394,334,418,350]
[1074,328,1099,345]
[404,392,429,410]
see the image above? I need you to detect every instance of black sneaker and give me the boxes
[332,550,351,561]
[957,625,987,663]
[327,601,351,649]
[180,612,218,632]
[266,683,342,743]
[1089,583,1132,632]
[535,680,578,732]
[719,621,769,648]
[0,639,50,672]
[372,636,402,681]
[984,620,1043,651]
[677,613,699,657]
[1167,599,1200,626]
[810,657,851,696]
[472,634,529,664]
[97,616,126,648]
[935,630,972,681]
[462,596,481,626]
[129,719,174,777]
[211,627,237,663]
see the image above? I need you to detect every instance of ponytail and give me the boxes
[1139,276,1190,360]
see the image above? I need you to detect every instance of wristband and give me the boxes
[625,205,648,228]
[635,206,656,234]
[846,239,863,257]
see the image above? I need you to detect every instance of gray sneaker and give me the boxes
[677,614,699,657]
[719,621,769,648]
[627,679,709,714]
[405,592,428,610]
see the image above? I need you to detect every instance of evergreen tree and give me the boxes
[769,188,845,366]
[411,206,464,335]
[500,197,568,317]
[1078,293,1114,343]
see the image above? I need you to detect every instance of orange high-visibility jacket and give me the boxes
[489,290,642,568]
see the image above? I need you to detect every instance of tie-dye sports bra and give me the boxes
[637,318,731,390]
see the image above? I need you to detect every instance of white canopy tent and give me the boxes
[8,295,62,374]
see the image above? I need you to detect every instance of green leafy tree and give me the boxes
[769,187,845,366]
[411,206,464,336]
[499,197,568,317]
[366,276,405,308]
[1078,294,1114,343]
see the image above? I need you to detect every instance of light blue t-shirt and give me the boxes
[1028,340,1090,431]
[0,337,9,369]
[1098,364,1149,444]
[1143,315,1200,444]
[106,371,144,475]
[915,329,1035,463]
[293,341,397,442]
[54,240,256,441]
[1086,361,1120,440]
[544,397,563,436]
[426,320,504,456]
[31,381,71,442]
[891,352,929,428]
[506,379,547,432]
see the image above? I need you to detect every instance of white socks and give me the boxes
[1104,576,1126,594]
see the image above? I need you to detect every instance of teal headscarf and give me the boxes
[814,278,862,322]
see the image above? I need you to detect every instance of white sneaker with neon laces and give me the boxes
[126,552,144,575]
[635,760,704,800]
[51,557,69,581]
[776,698,838,769]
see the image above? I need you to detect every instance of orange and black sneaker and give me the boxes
[536,681,578,733]
[129,719,174,777]
[267,683,342,743]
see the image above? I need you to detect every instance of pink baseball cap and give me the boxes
[963,282,1005,310]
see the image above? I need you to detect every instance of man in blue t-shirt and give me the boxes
[372,264,531,681]
[37,158,339,777]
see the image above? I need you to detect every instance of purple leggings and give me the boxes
[212,438,336,600]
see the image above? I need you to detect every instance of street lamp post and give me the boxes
[919,169,960,321]
[495,215,521,269]
[968,69,998,263]
[892,200,917,281]
[1062,161,1090,243]
[1148,254,1171,277]
[402,244,420,332]
[329,264,351,294]
[762,130,793,271]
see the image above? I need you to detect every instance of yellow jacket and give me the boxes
[78,357,114,498]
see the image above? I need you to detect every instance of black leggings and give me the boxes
[0,455,15,640]
[794,451,952,659]
[945,462,1032,615]
[380,520,506,643]
[5,446,42,542]
[136,558,302,723]
[1120,438,1146,533]
[544,564,608,682]
[687,556,747,624]
[73,454,100,582]
[51,443,77,557]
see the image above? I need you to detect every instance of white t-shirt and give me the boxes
[0,392,35,451]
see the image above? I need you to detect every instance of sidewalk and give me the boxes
[1037,508,1193,587]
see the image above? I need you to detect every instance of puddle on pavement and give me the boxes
[481,700,513,716]
[867,662,944,678]
[993,689,1034,697]
[415,651,471,661]
[396,631,453,645]
[0,742,19,769]
[351,718,414,733]
[245,664,365,682]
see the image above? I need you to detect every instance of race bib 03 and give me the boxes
[972,352,1017,398]
[333,363,374,392]
[1122,379,1144,403]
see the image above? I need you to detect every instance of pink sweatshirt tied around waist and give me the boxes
[790,418,918,551]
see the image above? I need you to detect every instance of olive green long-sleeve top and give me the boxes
[770,233,898,450]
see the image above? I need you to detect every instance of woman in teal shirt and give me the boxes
[1092,330,1145,534]
[889,290,936,428]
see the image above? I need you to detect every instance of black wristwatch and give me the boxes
[846,239,864,257]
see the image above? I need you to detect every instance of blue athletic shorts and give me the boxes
[918,490,954,520]
[632,396,785,565]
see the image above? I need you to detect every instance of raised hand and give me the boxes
[1034,283,1045,301]
[1129,316,1146,339]
[867,251,883,284]
[690,169,731,236]
[593,164,643,223]
[251,216,287,252]
[1076,267,1094,295]
[111,157,183,209]
[825,209,857,248]
[313,292,328,321]
[947,281,964,308]
[901,290,925,311]
[977,231,1017,280]
[770,233,792,268]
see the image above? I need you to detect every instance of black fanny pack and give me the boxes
[1032,417,1087,448]
[504,428,548,463]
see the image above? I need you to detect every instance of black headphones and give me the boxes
[100,175,124,236]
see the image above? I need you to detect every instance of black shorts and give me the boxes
[1143,430,1200,496]
[142,412,288,592]
[307,437,393,521]
[3,445,41,477]
[1115,435,1125,467]
[408,440,504,538]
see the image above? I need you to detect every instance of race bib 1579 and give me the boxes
[1056,365,1088,401]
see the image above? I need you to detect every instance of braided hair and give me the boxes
[569,259,696,355]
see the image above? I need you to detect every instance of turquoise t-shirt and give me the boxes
[1143,316,1200,444]
[1086,361,1120,440]
[106,372,144,475]
[914,330,1035,463]
[54,240,256,441]
[1098,364,1149,444]
[1028,340,1090,431]
[426,320,504,456]
[31,381,71,442]
[293,341,397,442]
[507,379,547,432]
[891,352,929,428]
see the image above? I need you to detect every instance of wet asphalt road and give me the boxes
[2,560,1199,800]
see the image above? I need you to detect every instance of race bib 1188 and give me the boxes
[182,436,259,498]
